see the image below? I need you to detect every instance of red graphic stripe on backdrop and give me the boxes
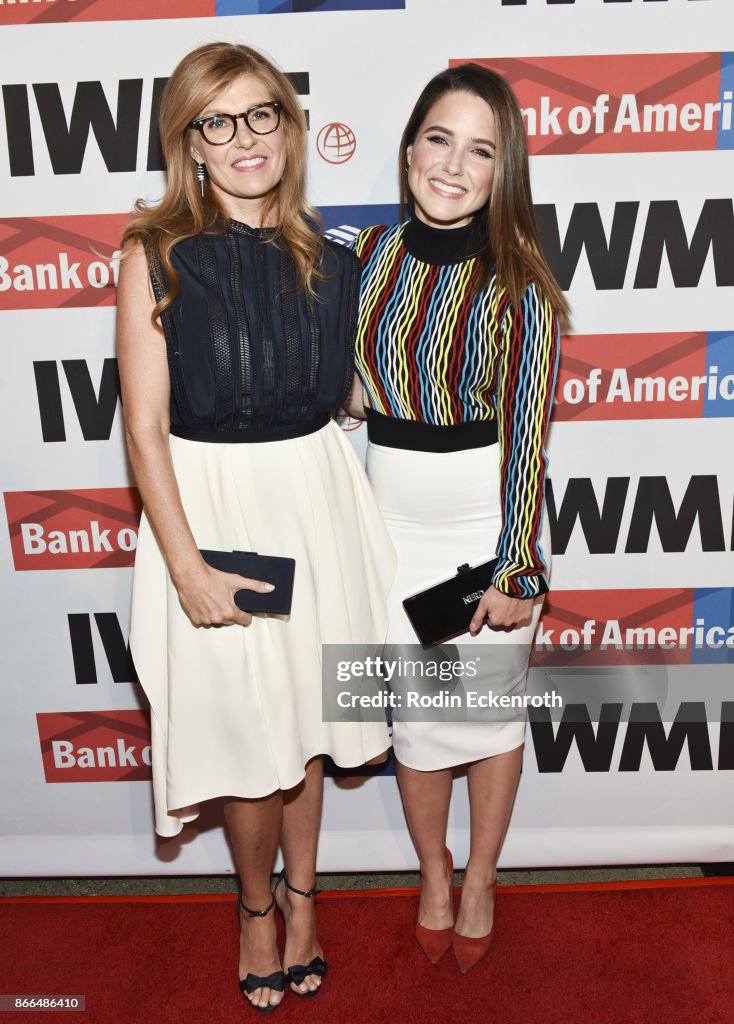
[4,488,142,570]
[37,709,151,747]
[454,53,722,155]
[555,332,708,422]
[0,0,212,26]
[532,588,694,667]
[0,215,130,310]
[5,489,142,533]
[36,710,152,783]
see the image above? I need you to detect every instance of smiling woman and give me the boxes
[123,41,322,313]
[115,42,395,1015]
[350,63,569,975]
[406,91,496,228]
[189,79,287,221]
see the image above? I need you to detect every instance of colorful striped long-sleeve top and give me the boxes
[352,219,560,599]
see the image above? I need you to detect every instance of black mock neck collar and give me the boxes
[228,218,278,240]
[403,215,487,265]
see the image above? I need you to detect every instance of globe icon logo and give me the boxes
[316,122,357,164]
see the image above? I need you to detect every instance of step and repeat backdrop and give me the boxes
[1,0,732,875]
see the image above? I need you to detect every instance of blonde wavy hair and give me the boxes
[122,42,323,322]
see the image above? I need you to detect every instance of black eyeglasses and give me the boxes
[189,101,283,145]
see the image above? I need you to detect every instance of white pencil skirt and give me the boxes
[366,439,550,771]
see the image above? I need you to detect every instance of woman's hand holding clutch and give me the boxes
[173,562,274,629]
[469,585,533,634]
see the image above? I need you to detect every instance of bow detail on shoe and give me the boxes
[286,957,327,988]
[241,972,287,996]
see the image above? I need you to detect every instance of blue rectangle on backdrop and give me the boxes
[718,52,734,150]
[703,332,734,417]
[692,589,734,664]
[319,204,400,247]
[217,0,404,15]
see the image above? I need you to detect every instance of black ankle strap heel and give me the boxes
[236,891,285,1013]
[276,868,320,899]
[274,870,327,999]
[238,892,276,918]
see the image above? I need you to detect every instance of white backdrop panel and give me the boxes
[1,0,732,874]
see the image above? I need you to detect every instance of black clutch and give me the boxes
[402,559,546,648]
[199,549,295,615]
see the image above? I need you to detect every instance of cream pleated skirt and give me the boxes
[366,440,550,771]
[131,421,396,837]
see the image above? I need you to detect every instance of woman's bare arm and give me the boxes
[116,244,270,627]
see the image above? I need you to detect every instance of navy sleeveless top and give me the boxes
[148,220,360,442]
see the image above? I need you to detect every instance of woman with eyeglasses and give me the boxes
[117,42,394,1013]
[350,65,568,973]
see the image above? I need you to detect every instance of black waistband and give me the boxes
[170,415,330,444]
[366,409,498,453]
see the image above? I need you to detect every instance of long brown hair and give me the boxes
[122,42,323,321]
[399,64,569,326]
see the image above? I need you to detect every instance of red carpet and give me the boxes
[2,879,733,1024]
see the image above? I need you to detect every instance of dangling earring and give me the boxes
[195,161,207,198]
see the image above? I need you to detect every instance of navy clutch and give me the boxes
[199,549,295,615]
[402,559,546,648]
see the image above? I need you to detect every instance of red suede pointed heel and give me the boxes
[452,879,497,974]
[415,848,454,964]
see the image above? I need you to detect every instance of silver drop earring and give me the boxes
[195,161,207,198]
